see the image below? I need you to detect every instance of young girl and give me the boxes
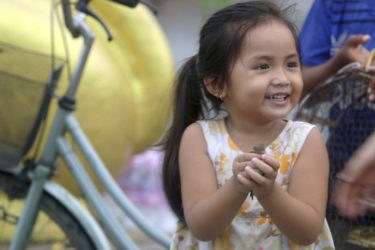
[162,1,335,249]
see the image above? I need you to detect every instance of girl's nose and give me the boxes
[270,68,291,85]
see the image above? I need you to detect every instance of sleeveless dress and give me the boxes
[171,119,335,250]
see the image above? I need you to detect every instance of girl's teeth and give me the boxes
[270,95,286,100]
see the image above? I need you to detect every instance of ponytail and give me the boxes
[162,0,294,224]
[162,55,204,223]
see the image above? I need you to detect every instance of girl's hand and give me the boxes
[232,153,262,194]
[237,154,280,199]
[233,153,280,198]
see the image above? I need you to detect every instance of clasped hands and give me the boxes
[232,153,279,199]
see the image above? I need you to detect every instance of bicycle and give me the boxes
[0,0,172,249]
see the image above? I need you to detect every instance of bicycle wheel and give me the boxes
[0,170,96,250]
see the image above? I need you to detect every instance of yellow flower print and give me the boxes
[227,137,240,151]
[314,238,320,246]
[237,202,251,217]
[257,211,274,225]
[287,239,315,250]
[209,120,226,135]
[274,153,291,175]
[269,140,281,153]
[215,153,229,174]
[266,228,280,239]
[287,239,302,250]
[178,234,184,242]
[291,153,297,164]
[281,178,289,187]
[213,227,234,250]
[288,238,324,250]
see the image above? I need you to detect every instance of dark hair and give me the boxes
[162,0,300,224]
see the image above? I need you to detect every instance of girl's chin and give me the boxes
[269,107,294,119]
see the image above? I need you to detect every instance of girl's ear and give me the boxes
[203,76,226,99]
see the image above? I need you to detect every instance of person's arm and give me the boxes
[179,123,248,241]
[302,35,371,97]
[256,128,329,245]
[302,60,344,97]
[331,130,375,218]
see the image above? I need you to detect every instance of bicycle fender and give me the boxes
[43,180,112,250]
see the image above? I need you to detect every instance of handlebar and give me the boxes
[109,0,139,7]
[110,0,158,14]
[60,0,157,99]
[61,0,156,41]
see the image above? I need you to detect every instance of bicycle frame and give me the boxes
[8,1,171,249]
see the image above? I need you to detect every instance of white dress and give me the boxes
[171,119,335,250]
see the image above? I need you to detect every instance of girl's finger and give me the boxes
[235,156,261,168]
[251,158,275,177]
[239,169,251,179]
[260,154,280,171]
[237,173,254,188]
[245,166,266,185]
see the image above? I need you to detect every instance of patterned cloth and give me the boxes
[171,119,335,250]
[299,0,375,67]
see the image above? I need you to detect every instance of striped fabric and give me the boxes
[299,0,375,66]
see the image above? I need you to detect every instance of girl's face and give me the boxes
[223,19,303,124]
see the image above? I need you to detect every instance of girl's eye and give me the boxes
[286,61,298,68]
[255,64,269,70]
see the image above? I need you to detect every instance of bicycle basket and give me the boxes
[294,62,375,249]
[0,41,64,168]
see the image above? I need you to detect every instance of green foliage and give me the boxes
[200,0,233,8]
[199,0,234,18]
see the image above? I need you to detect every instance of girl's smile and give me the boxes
[223,19,303,124]
[265,93,290,106]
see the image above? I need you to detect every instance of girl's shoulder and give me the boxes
[277,120,318,150]
[287,120,316,130]
[183,119,225,141]
[196,118,226,134]
[196,118,223,126]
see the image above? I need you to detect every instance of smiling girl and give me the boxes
[161,1,335,249]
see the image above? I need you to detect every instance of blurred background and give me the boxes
[155,0,314,69]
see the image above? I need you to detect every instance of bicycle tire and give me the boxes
[0,170,97,250]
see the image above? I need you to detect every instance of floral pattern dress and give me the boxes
[171,119,335,250]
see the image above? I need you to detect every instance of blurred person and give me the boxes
[299,0,375,248]
[300,0,375,97]
[332,130,375,218]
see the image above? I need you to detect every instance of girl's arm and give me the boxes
[257,128,329,245]
[179,123,248,241]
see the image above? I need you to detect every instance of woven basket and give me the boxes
[294,51,375,249]
[0,42,64,168]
